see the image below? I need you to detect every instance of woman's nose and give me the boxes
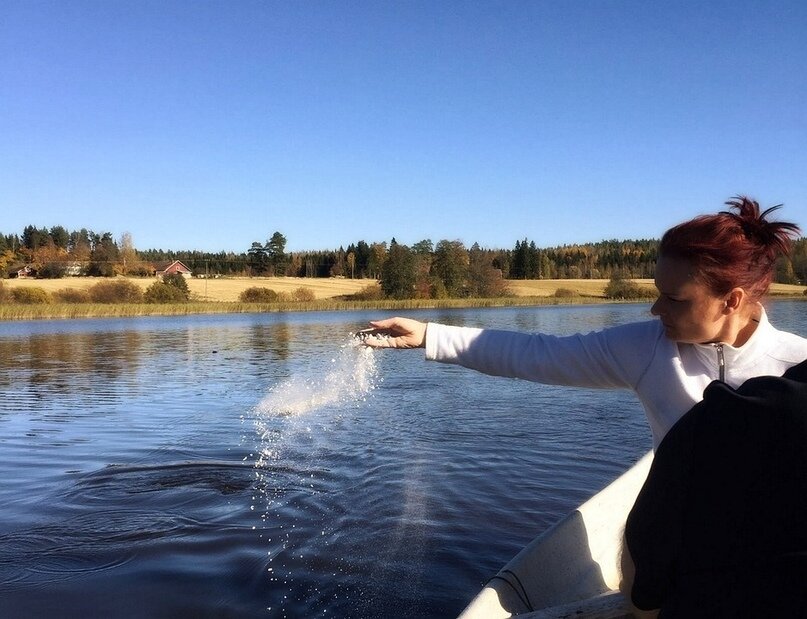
[650,298,662,316]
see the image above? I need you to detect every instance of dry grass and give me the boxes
[0,296,643,321]
[2,277,805,322]
[507,279,618,297]
[4,276,806,301]
[3,276,376,302]
[766,283,807,295]
[507,279,806,297]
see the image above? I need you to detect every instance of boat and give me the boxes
[457,451,654,619]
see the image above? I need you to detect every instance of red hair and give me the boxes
[659,196,800,300]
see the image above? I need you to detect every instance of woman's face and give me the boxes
[651,255,729,344]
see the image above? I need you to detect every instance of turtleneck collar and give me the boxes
[690,306,773,375]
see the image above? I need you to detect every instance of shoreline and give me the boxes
[2,276,804,321]
[0,296,643,322]
[1,292,805,322]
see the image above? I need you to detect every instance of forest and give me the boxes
[1,224,806,299]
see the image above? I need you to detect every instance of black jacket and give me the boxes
[626,359,807,618]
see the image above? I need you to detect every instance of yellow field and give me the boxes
[507,279,805,297]
[506,279,623,297]
[3,276,805,302]
[2,276,377,302]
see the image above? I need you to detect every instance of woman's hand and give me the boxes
[360,317,427,349]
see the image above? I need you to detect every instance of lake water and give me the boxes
[1,301,805,618]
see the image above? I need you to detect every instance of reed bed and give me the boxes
[0,295,660,321]
[1,279,802,321]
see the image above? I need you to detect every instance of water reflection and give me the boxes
[0,331,146,413]
[0,321,307,415]
[508,303,653,335]
[249,322,292,362]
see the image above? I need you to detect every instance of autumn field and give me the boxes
[2,276,805,303]
[507,278,638,297]
[4,275,621,301]
[507,279,807,297]
[2,276,373,302]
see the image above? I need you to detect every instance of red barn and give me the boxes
[154,260,192,278]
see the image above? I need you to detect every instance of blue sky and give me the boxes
[2,0,805,253]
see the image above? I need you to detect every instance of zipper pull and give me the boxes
[715,343,725,382]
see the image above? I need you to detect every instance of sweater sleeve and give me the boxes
[424,319,663,389]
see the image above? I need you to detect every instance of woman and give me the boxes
[364,196,807,447]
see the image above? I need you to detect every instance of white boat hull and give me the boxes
[458,451,653,619]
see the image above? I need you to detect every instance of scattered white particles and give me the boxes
[250,334,382,472]
[254,336,380,419]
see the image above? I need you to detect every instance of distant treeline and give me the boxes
[2,225,806,298]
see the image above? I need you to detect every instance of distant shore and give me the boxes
[1,276,804,321]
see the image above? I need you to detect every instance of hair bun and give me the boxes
[721,196,799,251]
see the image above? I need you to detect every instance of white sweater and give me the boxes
[424,309,807,448]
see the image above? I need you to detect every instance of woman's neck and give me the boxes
[726,303,762,347]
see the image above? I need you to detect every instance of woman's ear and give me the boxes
[723,288,745,314]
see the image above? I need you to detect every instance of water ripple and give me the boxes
[63,461,254,503]
[0,509,204,588]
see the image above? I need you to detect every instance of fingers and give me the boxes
[359,317,427,349]
[363,333,411,349]
[368,317,404,333]
[355,327,382,338]
[363,335,394,348]
[354,326,393,348]
[354,329,384,345]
